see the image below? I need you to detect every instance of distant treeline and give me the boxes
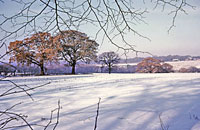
[1,55,200,76]
[0,64,137,76]
[120,55,200,63]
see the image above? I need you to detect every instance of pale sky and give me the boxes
[0,0,200,60]
[134,5,200,57]
[94,0,200,57]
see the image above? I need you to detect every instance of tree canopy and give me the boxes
[54,30,99,74]
[136,57,173,73]
[8,32,61,75]
[99,51,120,74]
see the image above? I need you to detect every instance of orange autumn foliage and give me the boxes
[136,57,173,73]
[8,32,61,75]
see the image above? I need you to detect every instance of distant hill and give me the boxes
[119,55,200,63]
[167,60,200,71]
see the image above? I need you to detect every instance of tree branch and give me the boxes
[94,97,101,130]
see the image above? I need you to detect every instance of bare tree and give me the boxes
[99,51,120,74]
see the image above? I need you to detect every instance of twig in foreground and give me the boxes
[94,97,101,130]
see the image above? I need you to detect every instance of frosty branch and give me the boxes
[153,0,195,33]
[0,80,51,99]
[0,0,194,58]
[0,79,61,130]
[0,100,61,130]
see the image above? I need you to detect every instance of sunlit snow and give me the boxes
[1,73,200,130]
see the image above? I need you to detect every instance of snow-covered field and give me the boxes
[1,73,200,130]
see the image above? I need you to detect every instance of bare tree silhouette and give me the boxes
[0,0,194,59]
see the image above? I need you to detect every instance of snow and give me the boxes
[1,73,200,130]
[116,60,200,71]
[167,60,200,70]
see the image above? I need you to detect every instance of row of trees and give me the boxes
[9,30,96,75]
[3,56,200,75]
[9,30,121,75]
[7,30,197,75]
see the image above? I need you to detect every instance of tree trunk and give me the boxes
[71,62,76,74]
[108,63,111,74]
[13,70,16,76]
[40,63,45,75]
